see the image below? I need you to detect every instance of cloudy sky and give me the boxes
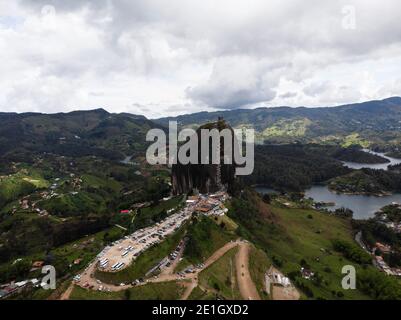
[1,0,401,118]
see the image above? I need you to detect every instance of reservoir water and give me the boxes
[256,150,401,220]
[304,186,401,219]
[256,185,401,220]
[342,149,401,170]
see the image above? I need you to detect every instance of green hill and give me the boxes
[0,109,165,161]
[227,189,401,300]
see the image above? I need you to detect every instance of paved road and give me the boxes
[235,242,261,300]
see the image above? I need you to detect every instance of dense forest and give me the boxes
[329,169,401,194]
[242,144,401,194]
[243,144,352,191]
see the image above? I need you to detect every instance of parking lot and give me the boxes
[94,202,197,272]
[70,192,231,294]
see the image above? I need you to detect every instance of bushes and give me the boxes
[331,239,372,265]
[0,259,31,283]
[39,192,106,217]
[358,268,401,300]
[0,179,36,209]
[294,279,314,298]
[361,220,401,248]
[183,216,234,264]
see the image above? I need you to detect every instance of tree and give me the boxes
[124,290,131,300]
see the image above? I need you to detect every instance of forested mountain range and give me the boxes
[2,97,401,161]
[155,97,401,148]
[0,109,164,162]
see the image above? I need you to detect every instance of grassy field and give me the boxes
[39,191,108,217]
[228,191,372,300]
[263,207,372,299]
[95,226,187,284]
[187,285,217,300]
[0,171,49,208]
[81,174,122,193]
[175,216,236,272]
[198,247,242,300]
[70,281,185,300]
[341,133,370,148]
[210,214,238,232]
[261,118,311,138]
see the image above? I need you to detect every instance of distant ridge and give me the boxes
[153,97,401,145]
[154,96,401,121]
[1,97,401,155]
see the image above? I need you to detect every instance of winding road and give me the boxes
[61,239,260,300]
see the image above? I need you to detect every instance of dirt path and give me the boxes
[179,240,241,300]
[61,240,247,299]
[235,242,261,300]
[60,283,74,300]
[202,241,239,269]
[180,280,198,300]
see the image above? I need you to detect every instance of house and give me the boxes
[32,261,45,269]
[268,270,291,287]
[375,242,391,254]
[21,200,29,210]
[15,281,28,288]
[30,279,39,286]
[300,267,314,279]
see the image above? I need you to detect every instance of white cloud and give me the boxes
[0,0,401,116]
[186,56,278,109]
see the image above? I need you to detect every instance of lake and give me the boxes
[256,185,401,220]
[304,186,401,219]
[342,149,401,170]
[256,150,401,219]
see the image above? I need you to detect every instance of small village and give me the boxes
[375,202,401,233]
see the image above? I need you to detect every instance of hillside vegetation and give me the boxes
[156,97,401,149]
[70,282,184,300]
[227,189,401,299]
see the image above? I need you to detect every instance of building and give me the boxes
[265,266,293,295]
[32,261,45,269]
[375,242,392,254]
[300,267,315,280]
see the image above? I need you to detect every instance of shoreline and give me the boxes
[327,186,393,197]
